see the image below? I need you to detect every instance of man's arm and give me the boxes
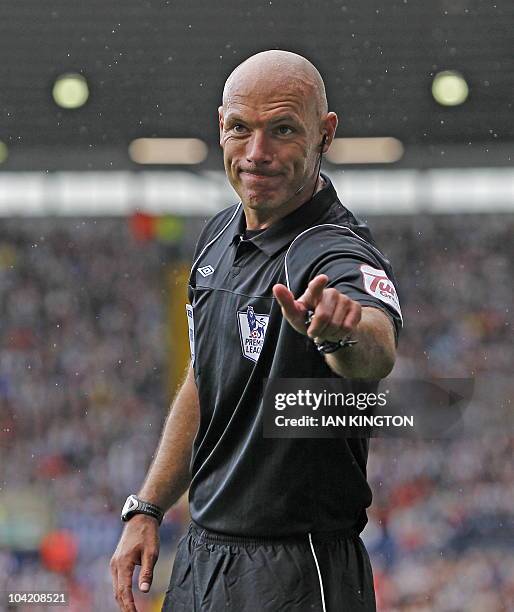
[110,364,199,612]
[138,364,200,509]
[324,306,396,378]
[273,275,397,379]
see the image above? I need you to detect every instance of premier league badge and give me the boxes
[237,305,270,363]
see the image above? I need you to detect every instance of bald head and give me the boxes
[218,50,338,222]
[222,50,328,120]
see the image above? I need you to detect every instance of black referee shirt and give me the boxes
[187,174,402,537]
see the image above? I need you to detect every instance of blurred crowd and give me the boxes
[366,213,514,611]
[0,212,512,611]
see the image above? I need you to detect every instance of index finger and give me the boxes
[298,275,329,309]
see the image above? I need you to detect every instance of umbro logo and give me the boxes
[198,265,215,277]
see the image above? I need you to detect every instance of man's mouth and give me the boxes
[240,170,281,179]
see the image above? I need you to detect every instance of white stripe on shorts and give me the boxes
[308,532,327,612]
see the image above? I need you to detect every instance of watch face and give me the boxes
[122,495,139,519]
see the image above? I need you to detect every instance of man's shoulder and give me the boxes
[288,213,379,262]
[205,202,240,235]
[324,198,378,245]
[194,202,241,255]
[284,202,391,279]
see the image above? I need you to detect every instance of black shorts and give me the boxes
[162,522,376,611]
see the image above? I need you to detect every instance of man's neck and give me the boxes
[244,175,326,230]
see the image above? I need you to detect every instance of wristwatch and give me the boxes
[121,494,164,525]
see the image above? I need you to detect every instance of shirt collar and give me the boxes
[230,173,339,257]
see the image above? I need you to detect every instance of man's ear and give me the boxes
[218,106,224,147]
[321,112,338,152]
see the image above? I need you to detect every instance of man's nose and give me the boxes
[246,131,273,165]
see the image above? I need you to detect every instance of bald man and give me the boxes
[111,50,402,612]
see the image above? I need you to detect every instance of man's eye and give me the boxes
[233,124,247,133]
[276,125,294,136]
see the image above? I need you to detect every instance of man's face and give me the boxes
[219,79,323,215]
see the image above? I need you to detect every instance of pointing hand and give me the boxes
[273,274,361,343]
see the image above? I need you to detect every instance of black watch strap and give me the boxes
[121,494,164,525]
[314,338,358,354]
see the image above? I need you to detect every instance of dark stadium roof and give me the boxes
[1,0,512,170]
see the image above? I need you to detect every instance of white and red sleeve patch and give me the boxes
[360,264,403,320]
